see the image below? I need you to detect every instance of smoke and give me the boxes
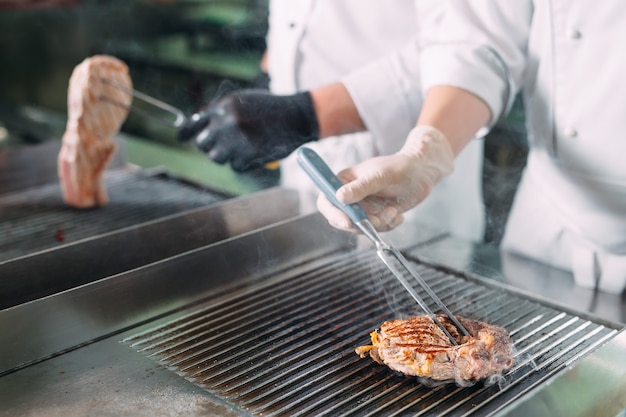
[375,267,416,319]
[214,79,242,99]
[481,98,528,246]
[412,369,511,390]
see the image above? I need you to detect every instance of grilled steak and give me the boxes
[355,315,514,382]
[58,55,132,208]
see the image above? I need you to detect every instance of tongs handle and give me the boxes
[297,147,368,224]
[298,146,471,344]
[297,146,383,245]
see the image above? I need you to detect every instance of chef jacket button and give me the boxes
[289,22,296,29]
[565,127,578,138]
[568,28,582,39]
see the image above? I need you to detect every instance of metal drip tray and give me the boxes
[0,167,231,262]
[124,249,620,416]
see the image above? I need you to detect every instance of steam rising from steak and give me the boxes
[58,55,132,208]
[356,315,514,382]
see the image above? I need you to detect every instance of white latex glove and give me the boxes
[317,125,455,233]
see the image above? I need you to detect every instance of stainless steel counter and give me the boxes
[0,329,234,417]
[1,213,625,417]
[0,214,358,417]
[407,233,626,326]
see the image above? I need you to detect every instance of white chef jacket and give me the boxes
[267,0,486,242]
[422,1,626,293]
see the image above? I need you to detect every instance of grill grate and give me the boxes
[0,169,229,262]
[124,249,620,416]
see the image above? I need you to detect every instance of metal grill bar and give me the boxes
[124,248,620,416]
[129,253,382,352]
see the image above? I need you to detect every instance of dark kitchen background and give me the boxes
[0,0,527,246]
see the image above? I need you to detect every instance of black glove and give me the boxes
[177,89,319,172]
[250,70,270,90]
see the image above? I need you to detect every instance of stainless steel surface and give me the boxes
[1,214,624,417]
[410,234,626,326]
[0,187,299,310]
[0,327,241,417]
[494,329,626,417]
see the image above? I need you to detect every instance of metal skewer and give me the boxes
[297,146,471,345]
[99,78,282,171]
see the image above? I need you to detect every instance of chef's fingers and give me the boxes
[195,127,215,153]
[357,195,390,217]
[316,193,387,233]
[317,194,360,232]
[178,110,210,142]
[196,125,237,164]
[178,96,232,141]
[336,167,386,205]
[374,206,404,232]
[355,199,403,232]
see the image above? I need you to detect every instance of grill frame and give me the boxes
[124,247,622,417]
[0,213,354,376]
[0,212,624,416]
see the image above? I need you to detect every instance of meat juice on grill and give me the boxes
[356,315,515,383]
[58,55,132,208]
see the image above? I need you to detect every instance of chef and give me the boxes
[178,0,486,243]
[317,0,626,294]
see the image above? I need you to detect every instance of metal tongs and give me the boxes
[100,78,187,128]
[297,147,470,345]
[99,78,281,170]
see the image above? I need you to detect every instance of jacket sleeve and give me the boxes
[339,1,443,155]
[419,0,532,126]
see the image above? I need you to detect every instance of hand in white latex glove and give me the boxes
[317,126,455,233]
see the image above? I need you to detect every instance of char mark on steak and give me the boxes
[355,315,515,383]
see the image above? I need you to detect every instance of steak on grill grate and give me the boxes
[355,315,514,382]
